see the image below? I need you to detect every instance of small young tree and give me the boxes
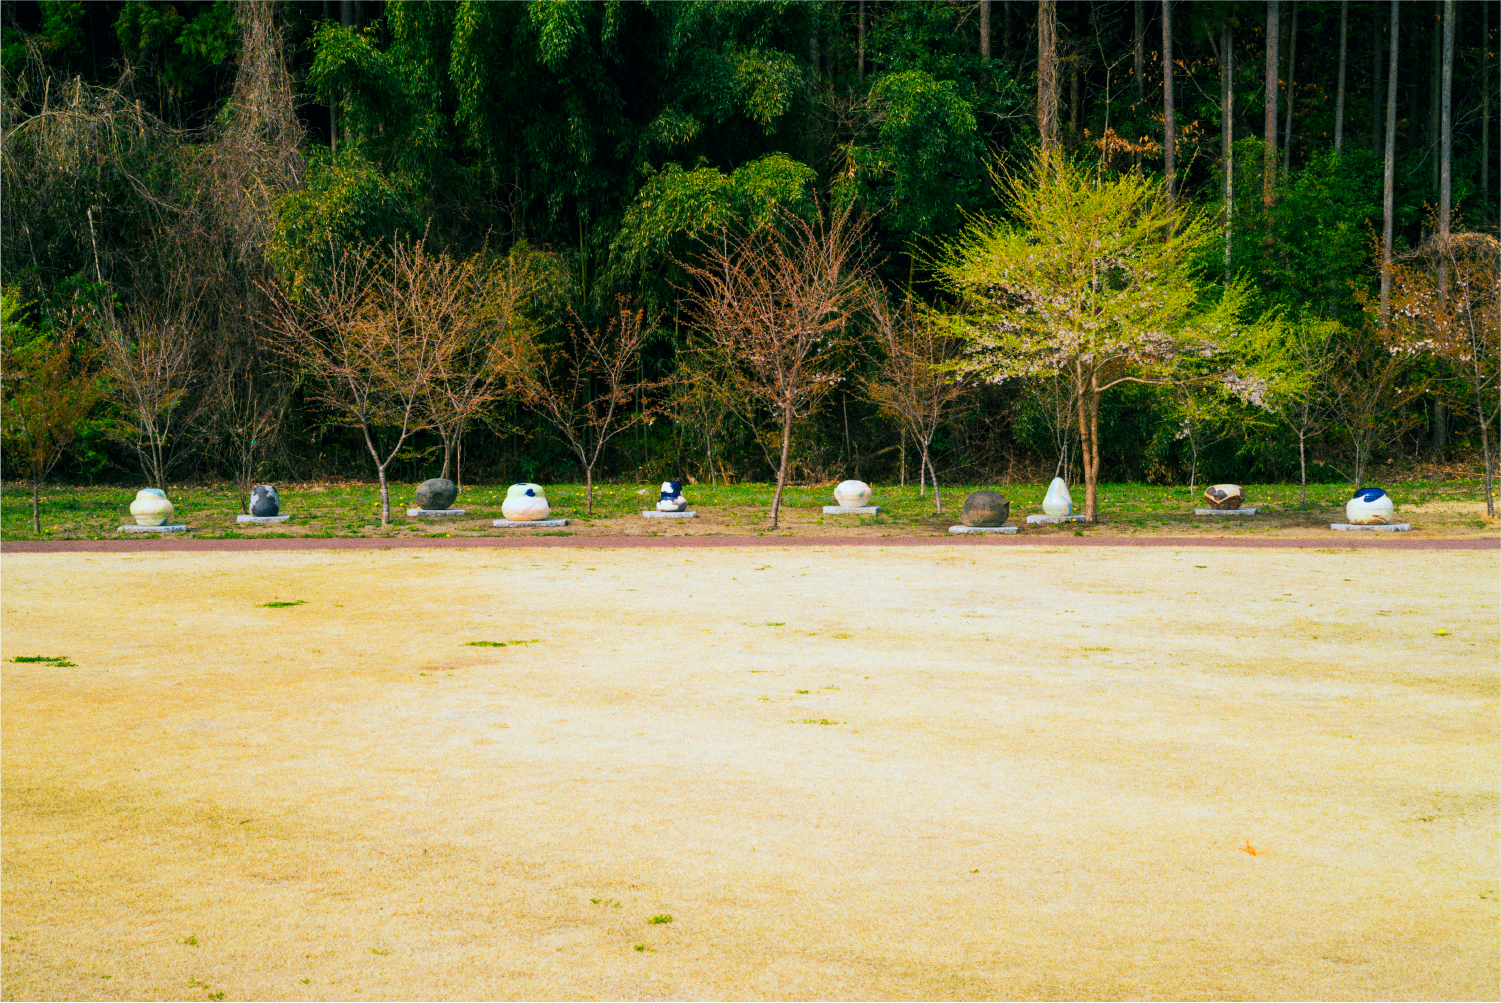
[1242,314,1339,506]
[0,292,102,534]
[859,293,970,513]
[204,334,288,514]
[940,157,1246,522]
[266,242,445,525]
[503,301,658,516]
[1327,331,1427,490]
[100,290,203,490]
[681,205,867,528]
[1388,233,1500,516]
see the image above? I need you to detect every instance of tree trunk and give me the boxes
[1483,1,1490,210]
[440,431,454,481]
[1478,388,1496,518]
[1282,2,1298,166]
[980,0,990,60]
[1371,4,1384,152]
[1428,398,1448,457]
[1263,0,1279,205]
[1002,0,1011,62]
[1222,19,1233,277]
[32,477,41,535]
[1439,0,1453,240]
[1298,428,1308,506]
[377,464,390,525]
[923,443,941,513]
[1038,1,1059,158]
[900,426,907,486]
[1134,0,1145,175]
[1429,4,1441,191]
[858,0,865,78]
[768,404,794,528]
[1076,365,1099,523]
[584,460,594,516]
[1334,1,1347,154]
[1380,0,1400,328]
[1163,0,1175,197]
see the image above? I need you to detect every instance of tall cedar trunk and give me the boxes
[1003,0,1011,61]
[980,0,990,60]
[1429,398,1448,457]
[767,405,794,528]
[1133,0,1145,175]
[1371,6,1384,151]
[1282,2,1297,165]
[1429,5,1441,191]
[858,0,865,78]
[1439,0,1452,240]
[1222,20,1234,276]
[1380,0,1400,327]
[338,0,354,154]
[1263,0,1279,204]
[1484,2,1491,210]
[1334,1,1348,153]
[1038,1,1059,157]
[1163,0,1175,198]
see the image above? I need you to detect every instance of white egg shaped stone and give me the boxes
[501,483,551,521]
[833,480,872,508]
[1345,488,1394,525]
[1042,477,1074,517]
[129,488,174,526]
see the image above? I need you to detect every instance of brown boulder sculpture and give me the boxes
[1203,484,1245,510]
[960,491,1010,527]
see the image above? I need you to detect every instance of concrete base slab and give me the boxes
[119,524,188,534]
[237,514,291,524]
[822,506,880,515]
[1331,522,1413,531]
[493,518,569,528]
[1195,507,1258,516]
[1026,514,1087,524]
[407,509,466,518]
[948,525,1018,535]
[642,510,698,519]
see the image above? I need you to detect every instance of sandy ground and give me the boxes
[1,545,1497,1001]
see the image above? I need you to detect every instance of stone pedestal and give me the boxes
[1026,514,1086,524]
[642,510,697,519]
[119,524,188,534]
[948,525,1018,535]
[407,508,466,518]
[237,514,291,524]
[493,518,569,528]
[822,506,880,514]
[1330,522,1412,532]
[1194,507,1258,516]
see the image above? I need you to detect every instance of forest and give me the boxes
[2,0,1497,525]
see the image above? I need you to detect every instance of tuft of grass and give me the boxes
[763,622,786,627]
[371,948,390,956]
[181,934,198,946]
[11,655,75,666]
[797,719,842,725]
[795,689,810,694]
[465,639,541,647]
[259,600,306,608]
[648,915,673,924]
[832,633,851,639]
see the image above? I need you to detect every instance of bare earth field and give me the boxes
[2,544,1497,1001]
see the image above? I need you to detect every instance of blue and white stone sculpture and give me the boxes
[656,481,688,512]
[501,483,550,521]
[1042,477,1074,517]
[1346,487,1394,525]
[250,484,280,517]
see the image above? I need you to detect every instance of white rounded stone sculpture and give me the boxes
[1346,488,1394,525]
[833,480,872,508]
[501,483,550,521]
[1042,477,1074,517]
[129,488,174,526]
[656,481,688,512]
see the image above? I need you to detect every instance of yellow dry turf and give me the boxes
[2,545,1497,1000]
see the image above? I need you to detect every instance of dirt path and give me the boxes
[2,546,1497,1000]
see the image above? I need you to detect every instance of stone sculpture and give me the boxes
[1202,484,1245,510]
[656,481,688,512]
[834,480,872,508]
[1042,477,1074,516]
[129,488,174,526]
[250,484,280,517]
[960,490,1010,527]
[415,477,459,511]
[1346,487,1394,525]
[501,483,551,521]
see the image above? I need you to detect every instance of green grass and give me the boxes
[1,474,1492,540]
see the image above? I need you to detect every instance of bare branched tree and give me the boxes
[681,205,868,528]
[860,294,971,513]
[205,334,289,513]
[503,300,659,516]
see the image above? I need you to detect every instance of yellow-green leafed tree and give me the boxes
[938,158,1250,522]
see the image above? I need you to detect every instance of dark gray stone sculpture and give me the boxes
[250,484,280,517]
[960,490,1010,527]
[415,477,458,510]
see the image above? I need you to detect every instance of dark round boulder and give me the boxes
[415,477,458,510]
[960,490,1010,527]
[249,484,280,517]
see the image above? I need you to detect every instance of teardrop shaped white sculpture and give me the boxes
[129,488,174,526]
[1345,488,1394,525]
[1042,477,1074,517]
[501,483,550,521]
[833,480,872,507]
